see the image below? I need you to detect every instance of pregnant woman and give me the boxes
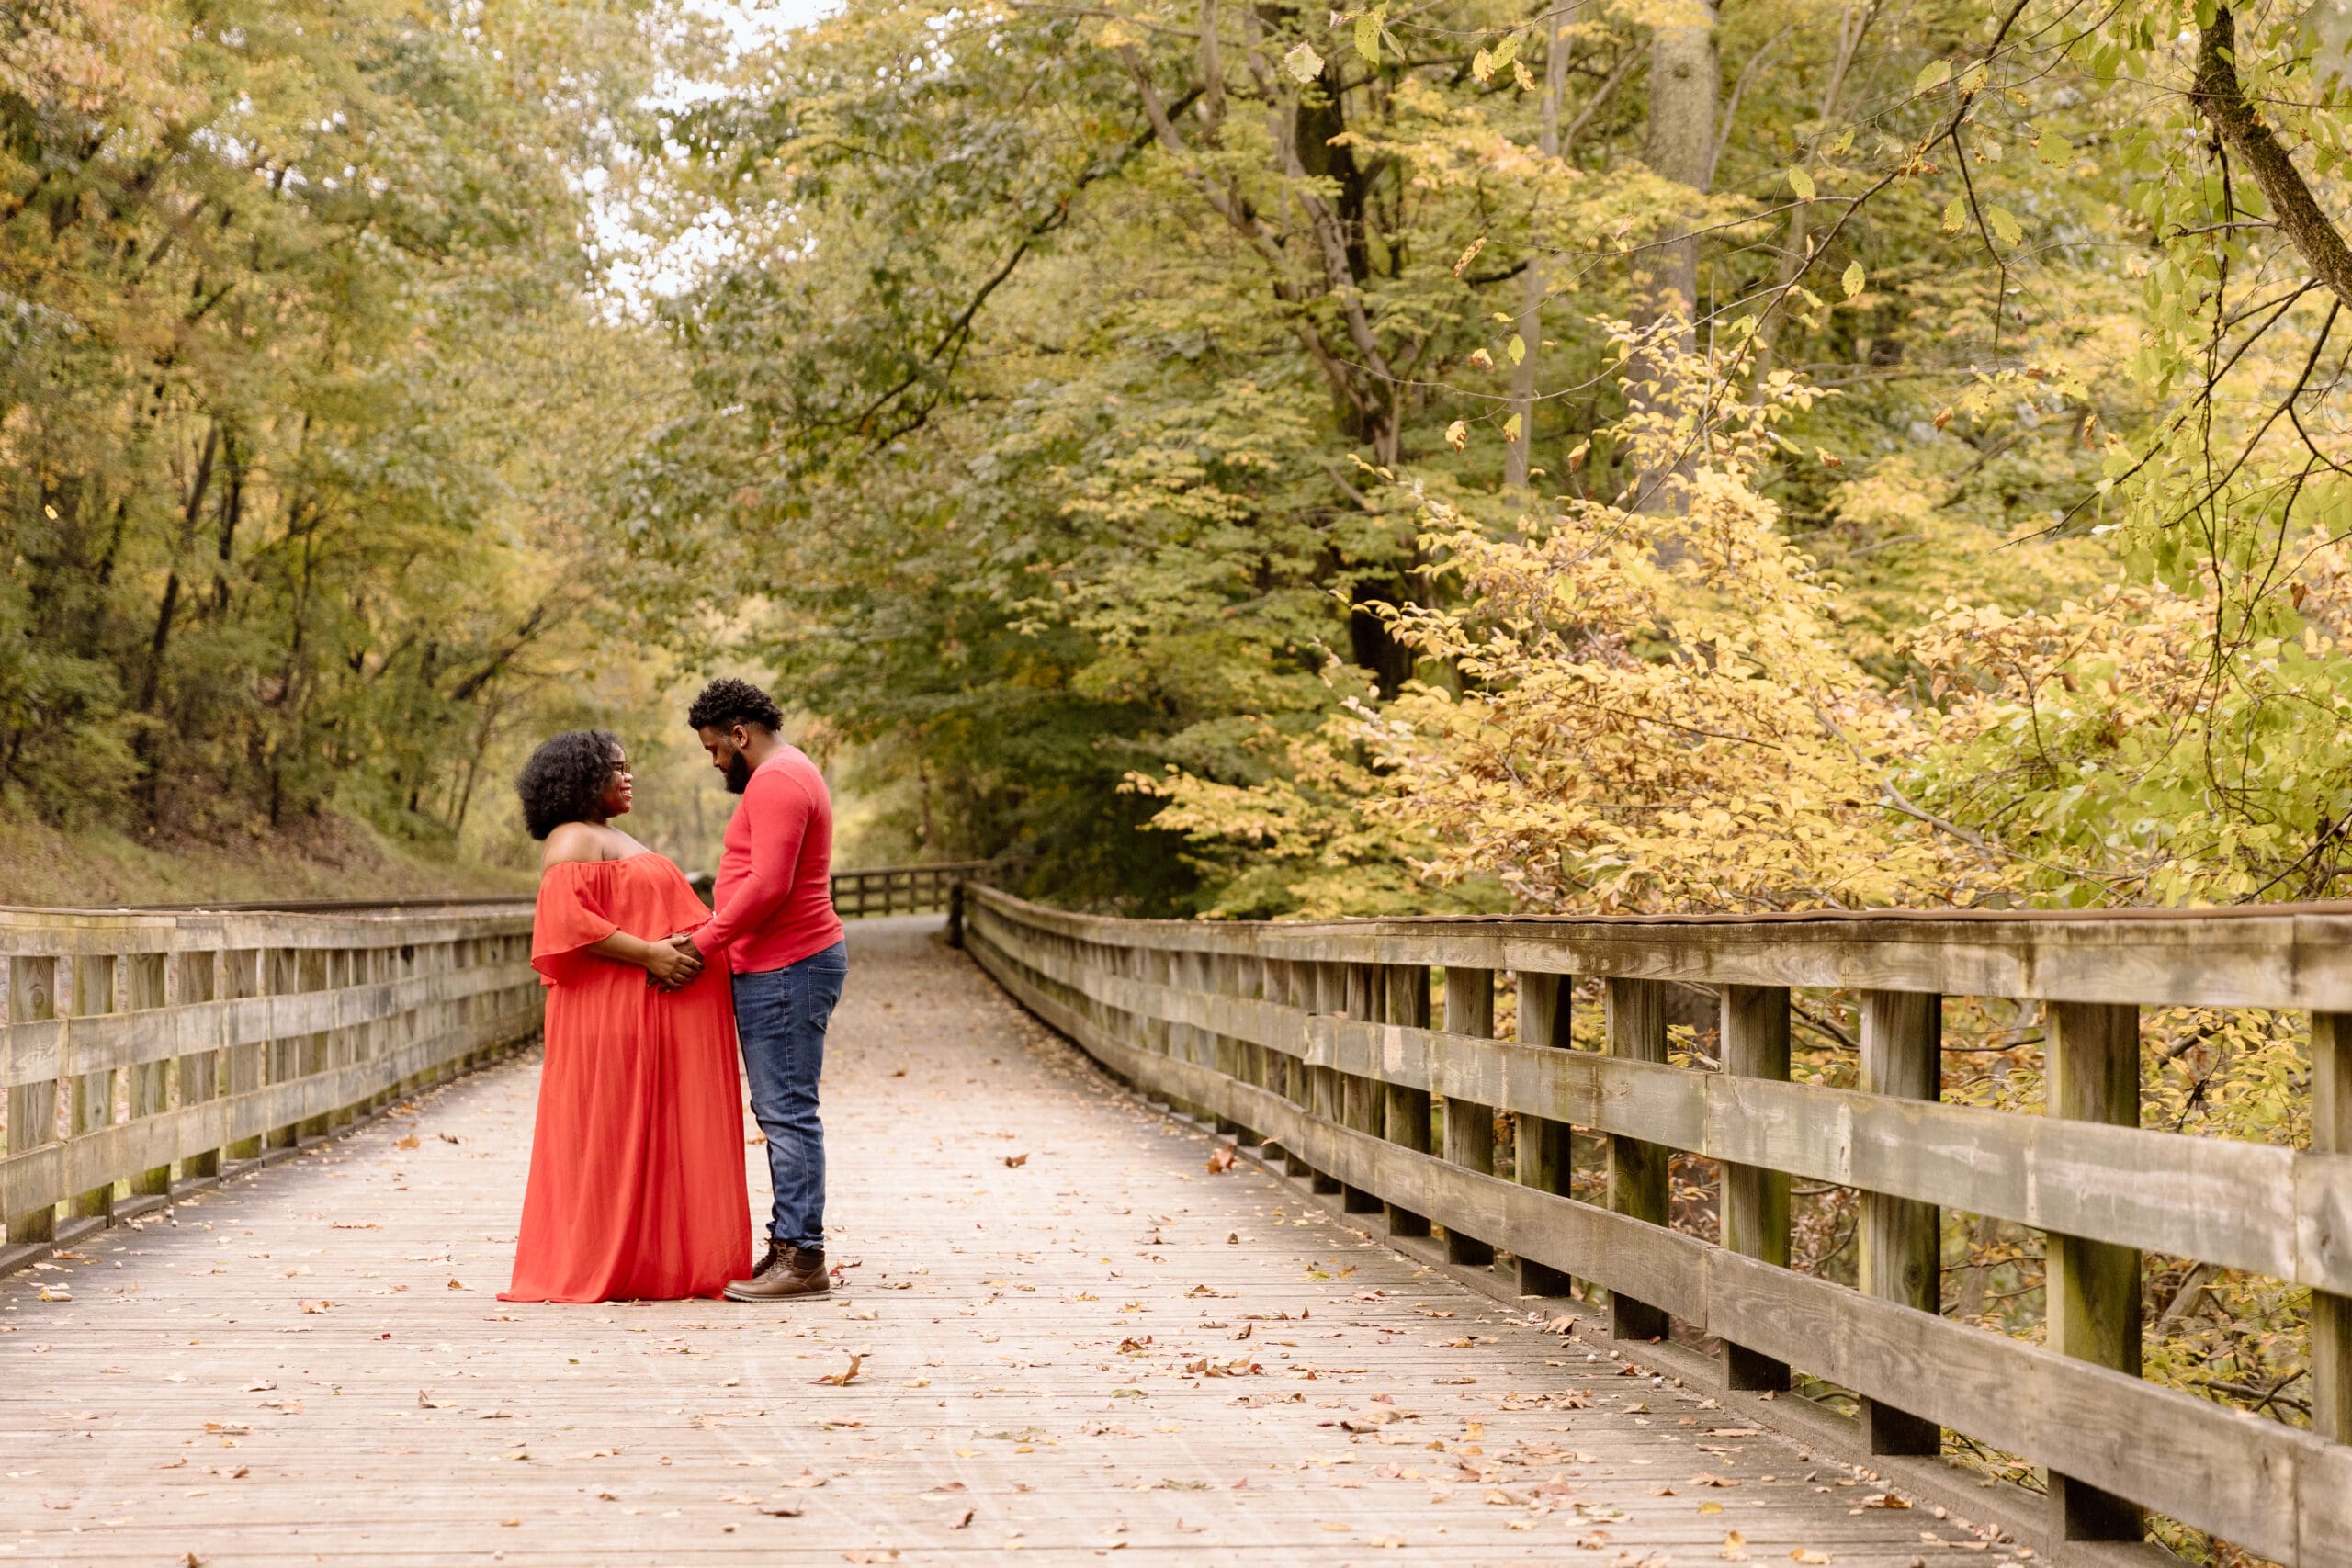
[501,729,751,1302]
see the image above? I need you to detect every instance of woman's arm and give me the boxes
[586,929,704,989]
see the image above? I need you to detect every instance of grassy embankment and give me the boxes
[0,810,535,909]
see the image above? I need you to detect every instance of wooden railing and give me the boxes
[965,886,2352,1564]
[2,901,541,1255]
[830,860,1002,919]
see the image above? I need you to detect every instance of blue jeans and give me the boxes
[731,941,847,1250]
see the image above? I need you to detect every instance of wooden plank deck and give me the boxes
[2,916,1987,1564]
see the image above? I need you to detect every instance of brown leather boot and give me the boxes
[725,1240,829,1302]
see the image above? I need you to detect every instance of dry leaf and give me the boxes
[1792,1551,1832,1565]
[815,1355,864,1386]
[1205,1145,1236,1174]
[298,1300,331,1314]
[1002,1153,1028,1168]
[949,1507,975,1529]
[757,1500,804,1517]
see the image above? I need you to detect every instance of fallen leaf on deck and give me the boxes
[757,1499,804,1517]
[1721,1532,1748,1562]
[446,1280,468,1292]
[1206,1146,1236,1174]
[948,1507,974,1529]
[1792,1551,1832,1565]
[298,1300,331,1314]
[1002,1153,1028,1168]
[781,1470,829,1489]
[842,1552,899,1564]
[815,1355,864,1386]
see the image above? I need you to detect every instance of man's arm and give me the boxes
[688,768,813,959]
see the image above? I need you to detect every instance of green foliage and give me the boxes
[0,0,674,848]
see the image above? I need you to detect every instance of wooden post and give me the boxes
[70,954,118,1222]
[2317,1012,2352,1445]
[127,953,171,1198]
[1305,964,1343,1193]
[225,949,264,1162]
[1859,989,1942,1455]
[1607,977,1669,1340]
[2045,1000,2144,1539]
[1278,961,1316,1180]
[1442,967,1496,1267]
[1211,953,1252,1145]
[1720,984,1792,1389]
[1516,971,1574,1297]
[179,951,222,1180]
[7,955,59,1245]
[946,881,966,948]
[1338,964,1384,1213]
[266,948,300,1150]
[1382,964,1433,1237]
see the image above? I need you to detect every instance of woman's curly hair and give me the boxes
[516,729,622,840]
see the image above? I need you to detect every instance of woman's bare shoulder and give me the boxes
[540,822,619,867]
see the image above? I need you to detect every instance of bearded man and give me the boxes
[674,677,846,1302]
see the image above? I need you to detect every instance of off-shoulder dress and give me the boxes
[500,853,752,1302]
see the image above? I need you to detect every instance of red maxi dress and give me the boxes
[502,854,752,1302]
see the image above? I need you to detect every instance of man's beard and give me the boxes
[722,750,753,795]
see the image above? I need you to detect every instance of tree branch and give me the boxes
[2193,6,2352,309]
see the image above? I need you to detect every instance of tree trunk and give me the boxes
[140,421,219,714]
[1506,16,1572,493]
[1628,2,1718,511]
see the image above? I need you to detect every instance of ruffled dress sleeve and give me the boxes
[531,862,620,987]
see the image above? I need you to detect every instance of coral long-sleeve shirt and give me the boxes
[697,746,843,976]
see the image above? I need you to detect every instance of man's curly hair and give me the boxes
[516,729,622,840]
[686,677,783,734]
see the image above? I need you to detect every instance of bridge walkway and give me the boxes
[5,916,1962,1564]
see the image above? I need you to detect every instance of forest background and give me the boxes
[13,0,2352,1547]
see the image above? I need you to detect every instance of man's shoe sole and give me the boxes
[723,1280,830,1303]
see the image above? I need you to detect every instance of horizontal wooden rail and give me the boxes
[1,901,543,1251]
[964,886,2352,1566]
[829,861,1002,920]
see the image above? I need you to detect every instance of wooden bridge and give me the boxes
[4,877,2348,1565]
